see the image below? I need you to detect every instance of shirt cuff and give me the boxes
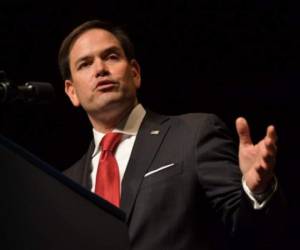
[242,176,278,210]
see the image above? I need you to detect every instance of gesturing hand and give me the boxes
[236,117,278,193]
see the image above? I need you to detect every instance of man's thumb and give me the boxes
[236,117,252,145]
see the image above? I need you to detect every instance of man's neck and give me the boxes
[88,101,138,133]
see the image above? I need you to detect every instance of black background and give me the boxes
[0,0,298,247]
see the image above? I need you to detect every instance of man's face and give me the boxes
[65,28,141,118]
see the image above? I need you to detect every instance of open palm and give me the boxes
[236,117,277,193]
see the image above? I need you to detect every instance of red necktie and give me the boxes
[95,132,122,207]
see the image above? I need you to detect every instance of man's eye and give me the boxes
[107,53,120,61]
[78,61,90,70]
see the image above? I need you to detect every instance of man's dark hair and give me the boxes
[58,20,135,81]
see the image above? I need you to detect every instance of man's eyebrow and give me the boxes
[74,55,92,68]
[101,46,123,56]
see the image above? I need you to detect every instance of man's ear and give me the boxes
[131,59,141,89]
[65,80,80,107]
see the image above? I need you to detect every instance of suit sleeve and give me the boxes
[194,114,287,248]
[193,114,241,232]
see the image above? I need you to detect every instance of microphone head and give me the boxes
[0,70,55,104]
[24,82,55,103]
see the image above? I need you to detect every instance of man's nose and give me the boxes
[94,59,109,77]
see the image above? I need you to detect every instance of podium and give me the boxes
[0,135,130,250]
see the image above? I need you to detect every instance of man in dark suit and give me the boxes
[58,20,284,249]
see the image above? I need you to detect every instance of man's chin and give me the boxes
[89,98,123,113]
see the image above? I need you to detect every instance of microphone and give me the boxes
[0,80,55,104]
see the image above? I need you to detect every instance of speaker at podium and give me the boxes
[0,135,130,250]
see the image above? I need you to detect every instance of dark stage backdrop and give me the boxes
[0,1,298,247]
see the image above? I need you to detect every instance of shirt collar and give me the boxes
[92,104,146,157]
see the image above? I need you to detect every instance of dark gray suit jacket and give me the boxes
[64,112,284,250]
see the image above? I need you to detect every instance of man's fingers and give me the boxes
[236,117,253,146]
[265,135,278,154]
[265,125,278,154]
[261,144,276,167]
[266,125,278,143]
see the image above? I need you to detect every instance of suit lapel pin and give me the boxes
[150,130,160,135]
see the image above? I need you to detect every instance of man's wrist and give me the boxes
[251,176,277,202]
[242,176,278,209]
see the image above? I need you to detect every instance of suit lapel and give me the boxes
[81,141,95,190]
[120,112,170,222]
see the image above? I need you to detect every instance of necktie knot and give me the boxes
[101,132,122,152]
